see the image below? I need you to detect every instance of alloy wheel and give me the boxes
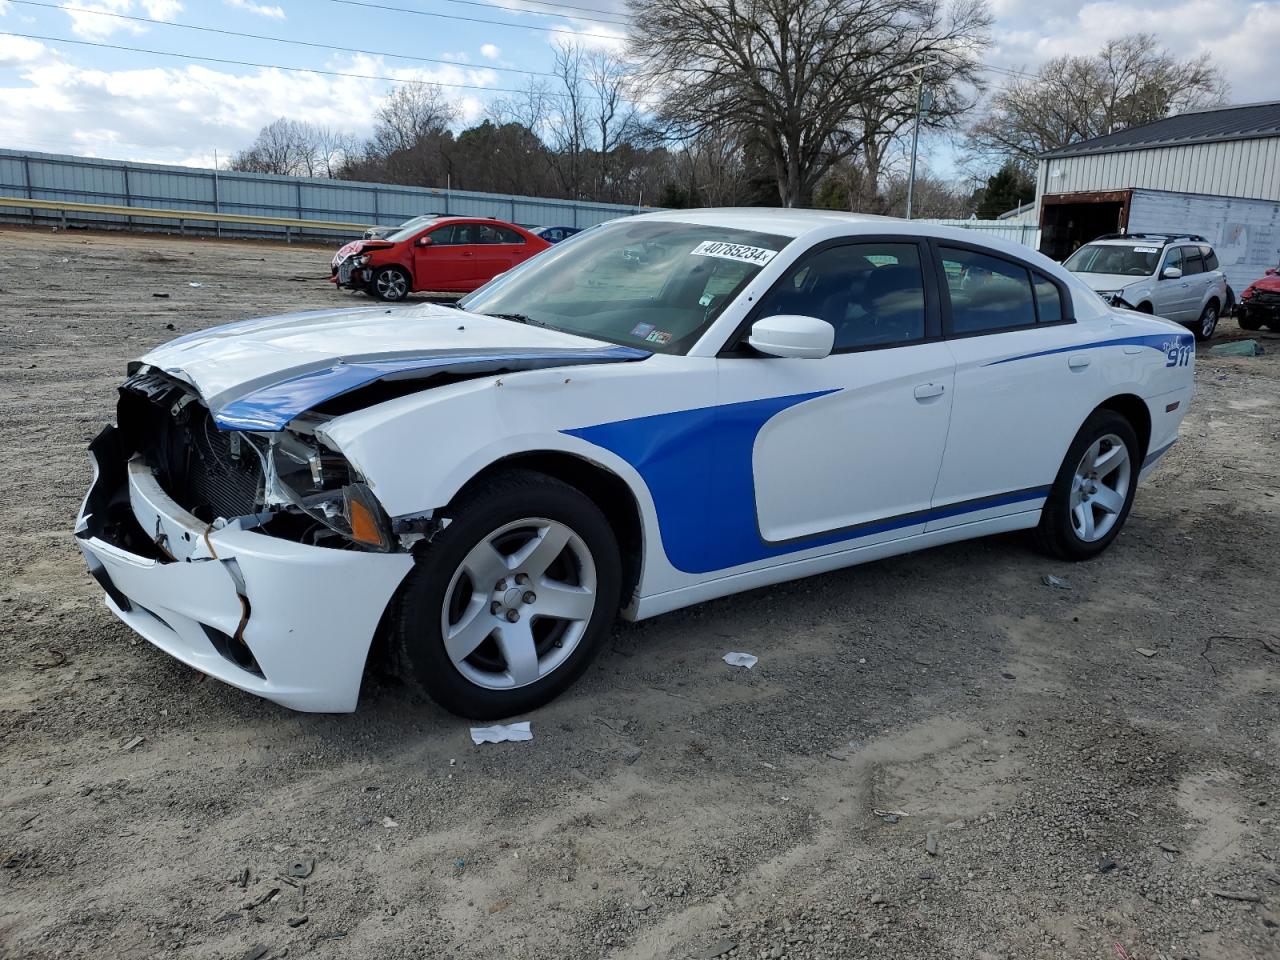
[1068,433,1132,543]
[376,269,408,300]
[440,518,597,690]
[1201,304,1218,339]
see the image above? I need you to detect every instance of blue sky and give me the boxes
[1,0,1278,182]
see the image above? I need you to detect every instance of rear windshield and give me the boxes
[1064,243,1160,277]
[383,216,438,243]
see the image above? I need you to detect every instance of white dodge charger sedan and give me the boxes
[76,210,1195,717]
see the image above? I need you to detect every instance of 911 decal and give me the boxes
[1165,339,1193,367]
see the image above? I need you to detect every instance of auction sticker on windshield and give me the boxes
[1134,246,1159,254]
[690,240,778,266]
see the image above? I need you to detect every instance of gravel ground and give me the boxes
[1,225,1278,960]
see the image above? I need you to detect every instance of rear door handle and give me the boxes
[1068,354,1091,370]
[914,383,945,400]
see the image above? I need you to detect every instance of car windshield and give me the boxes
[1064,243,1160,277]
[458,220,790,354]
[383,216,437,243]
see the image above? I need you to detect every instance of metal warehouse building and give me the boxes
[1034,100,1280,291]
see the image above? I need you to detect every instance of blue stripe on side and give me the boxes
[566,392,1050,575]
[214,346,650,431]
[1142,439,1176,469]
[985,332,1194,367]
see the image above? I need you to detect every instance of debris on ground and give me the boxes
[1211,889,1262,903]
[188,282,203,288]
[722,652,758,669]
[1209,339,1263,357]
[287,859,314,879]
[151,292,170,298]
[381,817,399,829]
[1136,647,1159,658]
[470,721,533,745]
[121,736,144,752]
[925,831,939,856]
[1042,574,1071,589]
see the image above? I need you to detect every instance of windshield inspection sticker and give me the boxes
[645,330,672,345]
[1133,246,1159,253]
[691,240,778,266]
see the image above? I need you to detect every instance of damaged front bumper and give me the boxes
[75,427,414,712]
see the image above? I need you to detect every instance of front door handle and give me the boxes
[462,251,474,257]
[914,383,945,400]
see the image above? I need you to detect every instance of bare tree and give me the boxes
[229,118,356,177]
[629,0,992,207]
[967,33,1228,169]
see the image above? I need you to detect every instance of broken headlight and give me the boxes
[266,433,396,552]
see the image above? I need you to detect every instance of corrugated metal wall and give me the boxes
[1036,137,1280,206]
[916,218,1041,248]
[1128,188,1280,292]
[0,148,651,241]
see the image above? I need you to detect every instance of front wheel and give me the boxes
[1192,301,1219,341]
[372,266,410,302]
[391,470,621,719]
[1036,411,1140,561]
[1237,307,1264,331]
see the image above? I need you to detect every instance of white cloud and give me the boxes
[58,0,182,40]
[224,0,285,19]
[0,34,46,65]
[480,43,501,60]
[0,49,504,165]
[986,1,1280,101]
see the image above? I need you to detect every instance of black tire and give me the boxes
[1192,299,1219,341]
[371,266,410,302]
[390,469,621,719]
[1035,410,1140,561]
[1237,307,1263,331]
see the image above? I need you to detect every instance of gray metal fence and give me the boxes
[0,148,652,242]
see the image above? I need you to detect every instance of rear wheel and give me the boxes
[1192,300,1219,341]
[1036,410,1139,561]
[372,266,410,302]
[391,470,621,719]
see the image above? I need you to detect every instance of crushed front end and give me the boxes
[74,369,414,712]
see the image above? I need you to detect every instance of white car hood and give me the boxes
[141,303,648,431]
[1074,273,1144,292]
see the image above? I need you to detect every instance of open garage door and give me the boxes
[1039,191,1132,262]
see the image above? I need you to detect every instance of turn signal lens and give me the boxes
[343,484,394,552]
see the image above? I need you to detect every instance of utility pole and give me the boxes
[905,63,929,220]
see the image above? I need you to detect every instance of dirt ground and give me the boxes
[1,225,1278,960]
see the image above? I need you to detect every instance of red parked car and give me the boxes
[330,216,551,301]
[1237,265,1280,331]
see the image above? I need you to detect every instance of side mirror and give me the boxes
[1161,266,1182,280]
[748,315,834,360]
[416,236,433,247]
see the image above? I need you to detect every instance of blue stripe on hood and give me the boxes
[213,346,650,431]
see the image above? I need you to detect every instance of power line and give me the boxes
[10,0,569,80]
[359,0,630,26]
[1,30,648,102]
[325,0,627,41]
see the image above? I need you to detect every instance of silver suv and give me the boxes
[1064,233,1228,340]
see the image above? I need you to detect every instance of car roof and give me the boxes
[1085,234,1209,248]
[631,207,1066,274]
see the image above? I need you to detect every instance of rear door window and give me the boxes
[1033,275,1064,323]
[1182,246,1205,275]
[939,247,1037,334]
